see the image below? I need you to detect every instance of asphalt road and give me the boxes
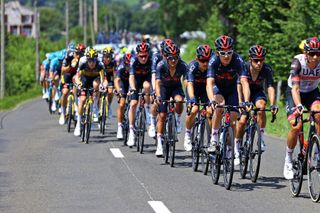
[0,98,319,213]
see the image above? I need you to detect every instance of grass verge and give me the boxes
[0,85,42,111]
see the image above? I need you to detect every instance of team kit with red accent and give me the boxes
[42,35,320,196]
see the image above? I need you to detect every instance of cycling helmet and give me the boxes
[123,53,132,64]
[214,35,234,51]
[299,39,306,51]
[196,44,213,60]
[102,46,114,56]
[163,41,180,57]
[76,43,86,54]
[136,42,150,55]
[86,47,98,60]
[67,41,76,51]
[160,39,174,51]
[304,37,320,52]
[249,45,267,59]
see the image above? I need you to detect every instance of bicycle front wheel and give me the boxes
[308,134,320,202]
[67,95,73,133]
[210,153,221,185]
[290,133,304,197]
[239,126,250,179]
[201,120,210,175]
[139,109,146,154]
[249,123,261,183]
[223,126,235,190]
[100,97,107,135]
[123,108,129,146]
[168,115,176,167]
[135,110,141,152]
[191,123,200,172]
[85,104,92,144]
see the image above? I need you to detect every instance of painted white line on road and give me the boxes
[148,201,171,213]
[110,148,124,158]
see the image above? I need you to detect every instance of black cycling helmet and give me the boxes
[136,42,150,55]
[214,35,234,51]
[249,45,267,59]
[196,44,213,60]
[304,37,320,52]
[163,41,180,57]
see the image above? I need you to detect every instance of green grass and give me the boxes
[0,85,42,111]
[265,103,289,139]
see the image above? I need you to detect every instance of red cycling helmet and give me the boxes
[304,37,320,52]
[136,42,150,55]
[123,53,132,64]
[76,43,86,54]
[215,35,234,51]
[196,44,213,60]
[249,45,267,59]
[163,41,180,57]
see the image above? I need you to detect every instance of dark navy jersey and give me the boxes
[129,56,152,79]
[188,60,207,88]
[152,52,163,74]
[207,53,245,89]
[116,63,130,82]
[156,59,188,88]
[62,50,78,73]
[103,59,116,81]
[241,62,274,91]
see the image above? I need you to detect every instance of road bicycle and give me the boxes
[80,87,94,144]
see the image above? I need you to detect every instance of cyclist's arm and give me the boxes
[290,59,302,106]
[114,77,121,92]
[206,77,215,101]
[129,75,136,91]
[187,82,195,100]
[240,77,250,102]
[267,86,276,106]
[152,73,156,91]
[99,69,108,87]
[155,79,161,98]
[237,82,243,105]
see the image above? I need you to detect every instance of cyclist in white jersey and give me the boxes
[283,37,320,179]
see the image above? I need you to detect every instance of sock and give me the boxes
[42,88,45,94]
[150,116,156,125]
[145,104,150,113]
[234,138,242,155]
[211,128,219,142]
[176,113,181,123]
[285,147,293,163]
[77,114,82,126]
[186,128,191,136]
[260,128,265,141]
[93,96,99,110]
[61,107,65,115]
[118,123,122,127]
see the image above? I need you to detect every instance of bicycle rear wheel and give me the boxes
[223,126,235,190]
[191,123,200,172]
[308,134,320,202]
[249,123,261,182]
[239,126,250,179]
[67,95,73,132]
[168,115,176,167]
[290,134,304,197]
[139,109,146,154]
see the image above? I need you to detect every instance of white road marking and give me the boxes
[148,201,171,213]
[110,148,124,158]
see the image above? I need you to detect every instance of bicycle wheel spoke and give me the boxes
[308,135,320,202]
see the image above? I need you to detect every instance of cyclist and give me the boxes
[49,49,66,112]
[74,47,108,136]
[235,45,278,165]
[206,35,246,153]
[155,41,188,156]
[283,37,320,179]
[101,47,117,119]
[149,39,173,138]
[59,43,86,125]
[40,55,51,99]
[127,42,153,147]
[114,53,132,139]
[184,44,213,151]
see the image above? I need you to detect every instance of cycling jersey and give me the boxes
[187,60,208,103]
[152,52,163,74]
[50,58,62,76]
[207,53,245,91]
[103,59,116,86]
[62,50,77,74]
[129,56,152,81]
[42,59,50,73]
[241,62,274,92]
[287,54,320,93]
[116,63,130,96]
[156,59,188,88]
[77,56,104,78]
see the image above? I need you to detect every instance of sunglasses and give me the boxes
[167,55,179,61]
[104,55,112,58]
[138,54,149,59]
[198,57,209,63]
[308,52,320,57]
[218,50,233,56]
[88,58,97,63]
[252,58,265,63]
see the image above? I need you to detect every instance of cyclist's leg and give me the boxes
[143,80,152,124]
[107,81,114,118]
[173,87,185,134]
[59,73,72,125]
[92,77,100,121]
[308,88,320,134]
[117,82,128,139]
[127,79,140,146]
[51,72,60,111]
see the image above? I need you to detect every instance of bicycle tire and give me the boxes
[81,112,86,142]
[201,120,210,175]
[163,130,169,164]
[308,134,320,202]
[289,134,304,197]
[192,122,200,172]
[101,97,107,135]
[48,89,53,114]
[210,153,221,184]
[135,109,141,152]
[123,105,129,146]
[239,125,250,179]
[85,104,92,144]
[139,108,146,154]
[223,126,235,190]
[67,95,73,133]
[168,114,176,167]
[249,123,261,182]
